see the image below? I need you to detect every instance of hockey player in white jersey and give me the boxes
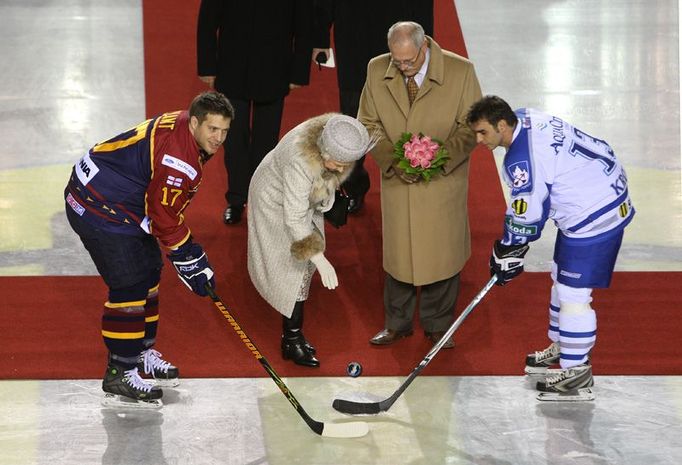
[466,95,635,401]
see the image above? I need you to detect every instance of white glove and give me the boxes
[310,253,338,290]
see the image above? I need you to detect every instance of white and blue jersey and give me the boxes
[501,108,635,288]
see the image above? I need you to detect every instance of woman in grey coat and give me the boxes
[247,113,375,367]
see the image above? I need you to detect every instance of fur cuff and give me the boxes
[290,232,324,261]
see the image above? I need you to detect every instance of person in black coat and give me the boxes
[197,0,313,224]
[312,0,433,213]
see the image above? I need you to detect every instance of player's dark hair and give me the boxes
[466,95,518,127]
[189,91,235,123]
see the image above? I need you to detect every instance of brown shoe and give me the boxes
[425,331,455,349]
[369,328,413,345]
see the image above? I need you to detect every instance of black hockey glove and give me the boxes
[490,240,530,286]
[168,240,215,296]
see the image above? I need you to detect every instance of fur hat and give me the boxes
[319,115,372,163]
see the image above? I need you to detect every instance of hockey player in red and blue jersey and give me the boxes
[467,95,635,401]
[65,91,234,407]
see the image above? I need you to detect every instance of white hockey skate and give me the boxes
[102,364,163,409]
[536,364,595,402]
[138,348,180,387]
[524,342,560,375]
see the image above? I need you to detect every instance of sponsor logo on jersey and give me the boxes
[507,161,529,188]
[162,154,197,180]
[619,201,629,218]
[75,153,99,186]
[166,175,183,187]
[66,192,85,216]
[505,216,537,236]
[512,198,528,216]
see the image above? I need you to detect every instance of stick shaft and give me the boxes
[205,287,324,435]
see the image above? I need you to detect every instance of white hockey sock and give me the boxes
[558,302,596,369]
[547,284,560,343]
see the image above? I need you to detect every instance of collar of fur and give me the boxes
[295,113,354,204]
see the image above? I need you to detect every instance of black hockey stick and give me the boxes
[332,275,498,415]
[205,286,369,438]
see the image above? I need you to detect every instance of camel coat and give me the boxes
[358,37,482,285]
[247,114,352,317]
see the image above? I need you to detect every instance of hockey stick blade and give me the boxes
[321,421,370,438]
[205,286,369,438]
[332,276,498,415]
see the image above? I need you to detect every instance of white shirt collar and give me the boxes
[405,46,430,87]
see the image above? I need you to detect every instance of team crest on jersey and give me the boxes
[507,161,530,188]
[162,154,197,180]
[166,175,183,187]
[512,198,528,216]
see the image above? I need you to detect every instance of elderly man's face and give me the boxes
[389,40,426,77]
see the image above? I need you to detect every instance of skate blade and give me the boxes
[536,387,595,402]
[149,378,180,388]
[102,393,163,410]
[524,366,561,375]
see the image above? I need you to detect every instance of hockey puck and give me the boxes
[346,361,362,377]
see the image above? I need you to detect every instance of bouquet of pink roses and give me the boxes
[393,132,449,182]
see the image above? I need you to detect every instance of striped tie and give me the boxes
[406,76,418,105]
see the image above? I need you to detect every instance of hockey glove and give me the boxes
[310,253,338,290]
[490,240,530,286]
[168,241,215,296]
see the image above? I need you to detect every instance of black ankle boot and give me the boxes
[281,336,320,367]
[281,301,319,367]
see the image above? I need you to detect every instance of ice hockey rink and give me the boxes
[1,1,681,464]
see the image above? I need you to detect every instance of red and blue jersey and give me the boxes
[65,111,205,249]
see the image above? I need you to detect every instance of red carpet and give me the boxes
[1,0,680,380]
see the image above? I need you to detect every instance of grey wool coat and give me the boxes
[247,113,352,317]
[358,37,482,285]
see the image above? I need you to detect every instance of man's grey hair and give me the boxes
[387,21,425,49]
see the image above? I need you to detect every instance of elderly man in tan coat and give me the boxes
[360,21,482,348]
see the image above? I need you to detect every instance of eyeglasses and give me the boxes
[390,46,423,69]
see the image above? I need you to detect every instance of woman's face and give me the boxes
[323,159,352,173]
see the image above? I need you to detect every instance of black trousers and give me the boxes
[383,272,461,333]
[339,89,370,199]
[222,97,285,206]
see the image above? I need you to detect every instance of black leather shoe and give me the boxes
[425,331,455,349]
[369,328,413,345]
[347,195,365,214]
[281,337,319,367]
[223,205,243,225]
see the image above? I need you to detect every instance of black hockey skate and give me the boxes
[137,348,180,387]
[102,363,163,409]
[536,363,595,402]
[524,342,560,375]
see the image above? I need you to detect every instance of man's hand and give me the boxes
[489,240,530,286]
[392,161,421,184]
[310,253,338,289]
[199,75,216,88]
[312,48,329,63]
[168,241,215,296]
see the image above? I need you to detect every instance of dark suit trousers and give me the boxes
[223,97,284,206]
[339,89,370,198]
[383,272,461,333]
